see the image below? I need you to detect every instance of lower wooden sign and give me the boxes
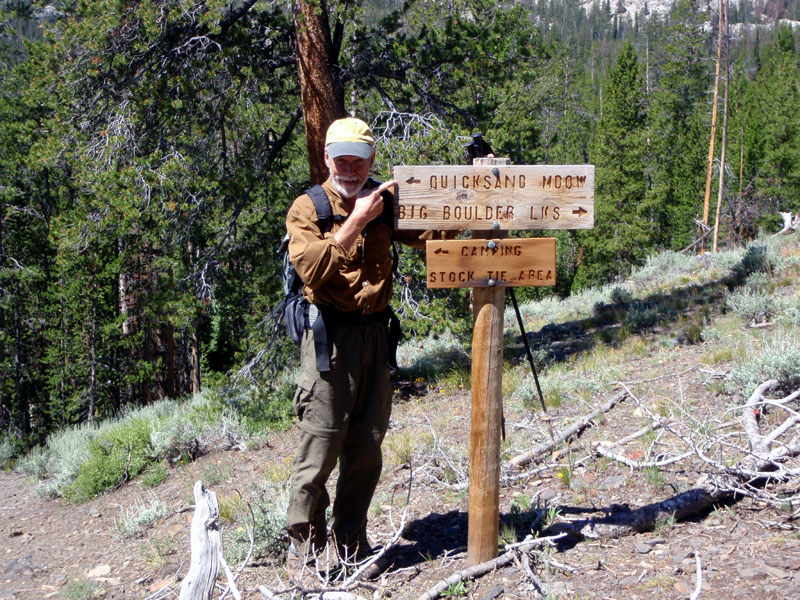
[426,238,556,288]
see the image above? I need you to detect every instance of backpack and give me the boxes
[276,185,344,345]
[276,182,401,371]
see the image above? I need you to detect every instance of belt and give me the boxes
[321,307,389,325]
[310,305,399,372]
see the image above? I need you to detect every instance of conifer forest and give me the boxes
[1,0,798,452]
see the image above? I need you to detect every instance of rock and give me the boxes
[601,475,626,489]
[478,585,504,600]
[634,542,651,554]
[740,567,768,580]
[548,582,573,595]
[672,550,694,564]
[85,564,111,578]
[673,581,688,594]
[760,564,791,579]
[2,556,43,577]
[539,488,558,502]
[0,590,16,600]
[767,556,800,570]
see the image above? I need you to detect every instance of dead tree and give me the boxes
[775,211,799,235]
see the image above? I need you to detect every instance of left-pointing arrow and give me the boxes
[406,177,421,184]
[434,247,449,255]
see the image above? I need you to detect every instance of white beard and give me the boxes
[330,172,367,199]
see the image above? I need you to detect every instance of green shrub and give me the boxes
[610,286,634,307]
[61,578,104,599]
[731,245,771,284]
[66,418,154,502]
[744,272,771,291]
[116,495,168,537]
[223,482,290,564]
[0,437,15,469]
[226,382,294,432]
[625,303,660,331]
[680,316,705,345]
[726,288,777,324]
[726,334,800,396]
[396,329,470,379]
[141,463,169,488]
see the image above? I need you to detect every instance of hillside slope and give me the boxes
[3,233,800,599]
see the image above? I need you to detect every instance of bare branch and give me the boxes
[508,390,629,468]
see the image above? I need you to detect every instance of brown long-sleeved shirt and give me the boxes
[286,178,441,315]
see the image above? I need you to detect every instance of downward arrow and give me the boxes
[572,206,588,217]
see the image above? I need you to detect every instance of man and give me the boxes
[284,117,438,579]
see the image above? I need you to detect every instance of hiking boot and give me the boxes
[285,547,317,586]
[360,552,390,580]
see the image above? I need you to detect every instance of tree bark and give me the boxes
[293,0,346,185]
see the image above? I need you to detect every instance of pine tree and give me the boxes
[740,25,800,223]
[573,42,653,288]
[647,0,710,251]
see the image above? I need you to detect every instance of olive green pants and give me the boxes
[286,319,392,556]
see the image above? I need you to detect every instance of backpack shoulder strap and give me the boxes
[305,184,345,234]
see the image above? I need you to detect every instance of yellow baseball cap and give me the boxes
[325,117,374,159]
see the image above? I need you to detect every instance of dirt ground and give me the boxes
[3,343,800,599]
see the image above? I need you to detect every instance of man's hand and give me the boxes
[334,180,397,251]
[352,179,396,223]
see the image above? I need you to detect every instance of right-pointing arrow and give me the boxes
[572,207,588,217]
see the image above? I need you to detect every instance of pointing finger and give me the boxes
[375,180,398,196]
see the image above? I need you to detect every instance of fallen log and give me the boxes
[553,484,728,540]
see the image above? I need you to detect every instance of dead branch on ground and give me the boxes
[414,534,567,600]
[508,390,629,469]
[555,378,800,541]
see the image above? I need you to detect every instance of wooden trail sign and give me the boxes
[396,157,594,567]
[393,164,594,230]
[426,238,556,288]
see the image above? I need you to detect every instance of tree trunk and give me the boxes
[293,0,346,185]
[164,323,176,399]
[179,481,221,600]
[712,1,729,253]
[702,0,724,230]
[88,302,97,422]
[191,329,201,396]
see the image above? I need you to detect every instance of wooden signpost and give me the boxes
[394,164,594,230]
[426,238,556,288]
[393,158,594,567]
